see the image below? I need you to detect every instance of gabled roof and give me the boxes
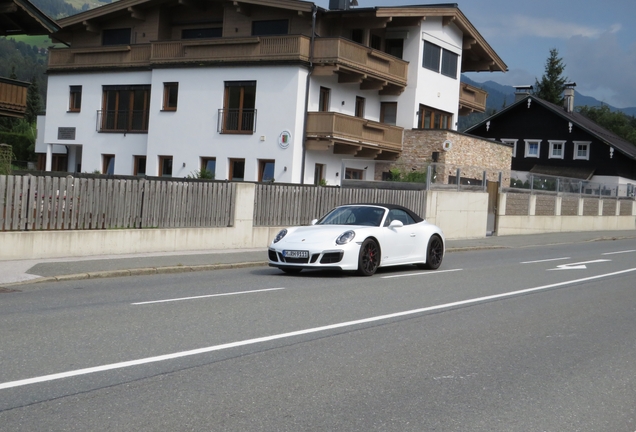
[0,0,59,35]
[466,94,636,160]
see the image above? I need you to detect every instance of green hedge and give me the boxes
[0,131,35,162]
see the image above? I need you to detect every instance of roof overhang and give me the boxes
[0,0,59,36]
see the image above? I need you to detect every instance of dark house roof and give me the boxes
[466,94,636,160]
[0,0,59,35]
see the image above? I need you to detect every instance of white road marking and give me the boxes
[2,266,636,391]
[381,268,463,279]
[602,250,636,256]
[521,257,571,264]
[548,259,611,271]
[132,288,285,305]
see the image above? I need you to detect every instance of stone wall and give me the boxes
[375,129,513,181]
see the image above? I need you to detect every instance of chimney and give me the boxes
[329,0,358,10]
[563,82,576,113]
[514,85,533,102]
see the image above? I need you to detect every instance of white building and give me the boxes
[37,0,506,185]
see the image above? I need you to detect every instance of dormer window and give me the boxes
[102,28,131,46]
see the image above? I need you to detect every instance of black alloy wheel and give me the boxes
[419,235,443,270]
[357,238,380,276]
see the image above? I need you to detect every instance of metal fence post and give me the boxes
[456,168,461,192]
[482,170,487,192]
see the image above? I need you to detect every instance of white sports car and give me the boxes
[268,204,445,276]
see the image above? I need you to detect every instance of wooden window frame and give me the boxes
[524,139,541,158]
[69,85,82,112]
[133,155,146,176]
[221,81,256,134]
[418,105,452,130]
[229,158,245,181]
[162,82,178,111]
[345,168,364,180]
[548,140,565,159]
[258,159,275,182]
[380,102,397,125]
[101,85,150,133]
[314,163,325,185]
[102,154,115,175]
[319,87,330,112]
[573,141,590,160]
[158,155,173,177]
[200,157,216,179]
[355,96,365,118]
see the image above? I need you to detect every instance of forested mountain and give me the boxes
[0,38,49,106]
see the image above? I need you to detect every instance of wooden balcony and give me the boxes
[0,77,29,118]
[306,112,403,161]
[48,36,409,94]
[459,82,488,115]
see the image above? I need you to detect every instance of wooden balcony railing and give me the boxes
[459,82,488,114]
[0,77,29,118]
[48,36,409,90]
[306,112,403,159]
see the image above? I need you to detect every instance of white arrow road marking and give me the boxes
[548,259,611,271]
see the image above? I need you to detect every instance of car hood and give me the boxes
[281,225,365,245]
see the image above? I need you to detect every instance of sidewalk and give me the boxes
[1,230,635,288]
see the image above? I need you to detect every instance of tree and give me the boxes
[25,76,42,124]
[534,48,568,104]
[577,105,636,145]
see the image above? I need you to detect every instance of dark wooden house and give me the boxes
[465,90,636,184]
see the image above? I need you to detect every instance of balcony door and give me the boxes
[222,81,256,133]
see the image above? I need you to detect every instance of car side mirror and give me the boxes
[389,220,403,228]
[310,219,318,225]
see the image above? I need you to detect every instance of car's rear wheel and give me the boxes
[357,238,380,276]
[417,235,443,270]
[281,268,302,274]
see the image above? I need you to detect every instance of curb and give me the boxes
[0,261,268,289]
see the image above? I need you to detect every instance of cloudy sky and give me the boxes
[313,0,636,108]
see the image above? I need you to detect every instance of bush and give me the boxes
[0,131,35,162]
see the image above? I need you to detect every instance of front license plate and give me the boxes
[283,250,309,258]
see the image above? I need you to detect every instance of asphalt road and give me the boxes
[1,239,636,431]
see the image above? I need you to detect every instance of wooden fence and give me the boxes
[253,184,427,227]
[0,175,235,231]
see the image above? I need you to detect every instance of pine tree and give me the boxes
[25,76,42,124]
[534,48,568,104]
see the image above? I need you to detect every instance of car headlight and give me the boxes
[273,229,288,243]
[336,230,355,245]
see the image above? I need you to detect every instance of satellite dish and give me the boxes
[442,140,452,151]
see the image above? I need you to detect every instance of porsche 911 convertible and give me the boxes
[268,204,445,276]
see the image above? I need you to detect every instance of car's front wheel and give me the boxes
[417,235,443,270]
[357,238,380,276]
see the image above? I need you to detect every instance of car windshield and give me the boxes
[317,206,386,227]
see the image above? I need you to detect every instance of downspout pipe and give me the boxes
[300,4,317,185]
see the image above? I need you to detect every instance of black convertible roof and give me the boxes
[343,203,424,223]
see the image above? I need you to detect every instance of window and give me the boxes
[182,27,222,39]
[423,41,441,72]
[319,87,330,112]
[345,168,364,180]
[252,19,288,36]
[355,97,365,118]
[549,140,565,159]
[574,141,590,160]
[102,28,131,46]
[385,39,404,59]
[163,83,178,111]
[220,81,256,133]
[134,156,146,176]
[259,160,275,182]
[69,86,82,112]
[441,50,458,78]
[380,102,397,125]
[423,40,459,79]
[418,105,452,130]
[100,85,150,132]
[350,29,363,44]
[384,208,416,226]
[102,154,115,175]
[314,163,325,185]
[370,34,382,50]
[229,158,245,181]
[159,156,173,177]
[524,140,541,158]
[201,157,216,179]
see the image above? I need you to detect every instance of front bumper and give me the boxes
[268,245,359,271]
